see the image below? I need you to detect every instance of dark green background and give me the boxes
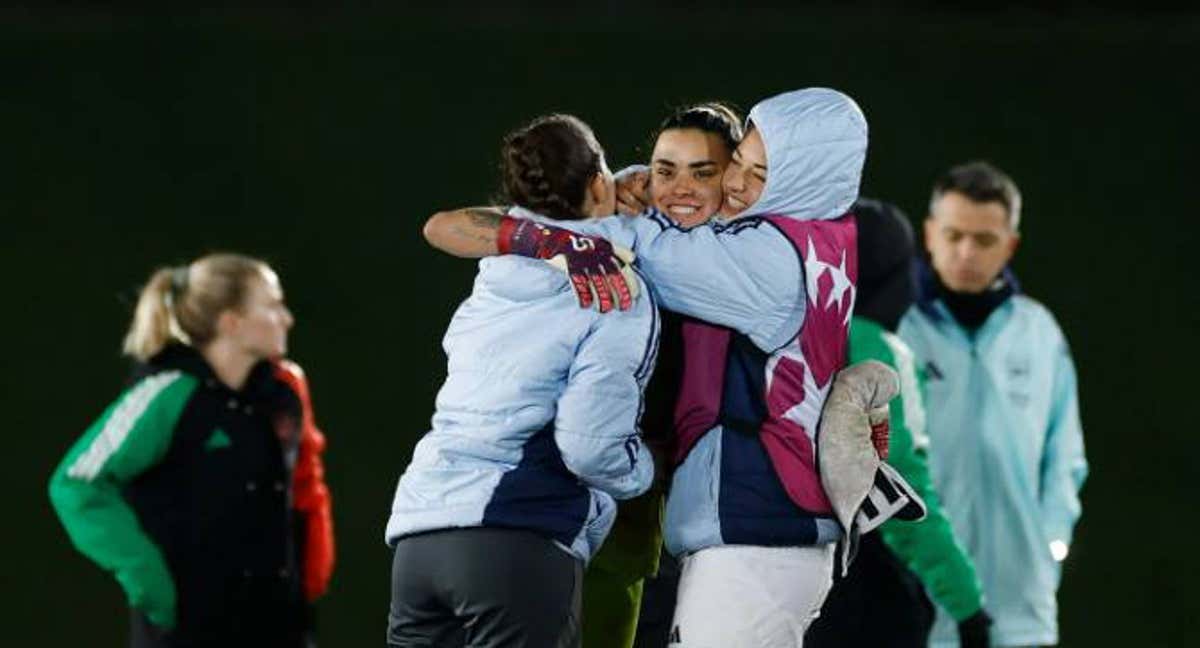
[5,5,1197,646]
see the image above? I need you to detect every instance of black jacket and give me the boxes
[124,345,309,648]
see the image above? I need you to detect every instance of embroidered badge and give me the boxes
[204,428,232,451]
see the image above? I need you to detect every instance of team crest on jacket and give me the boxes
[800,235,856,389]
[805,238,855,327]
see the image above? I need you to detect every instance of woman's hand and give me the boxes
[500,217,637,312]
[615,169,651,216]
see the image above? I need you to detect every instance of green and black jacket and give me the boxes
[49,344,309,645]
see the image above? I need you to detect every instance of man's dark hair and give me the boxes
[500,114,603,221]
[929,161,1022,230]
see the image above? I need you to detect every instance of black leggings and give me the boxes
[388,527,582,648]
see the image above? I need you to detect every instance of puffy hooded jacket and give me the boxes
[570,88,869,553]
[385,216,659,562]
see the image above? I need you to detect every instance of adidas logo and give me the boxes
[204,428,232,451]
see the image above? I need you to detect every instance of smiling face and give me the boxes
[649,128,732,227]
[719,127,767,219]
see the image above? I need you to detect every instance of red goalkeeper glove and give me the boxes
[497,216,637,313]
[868,406,890,460]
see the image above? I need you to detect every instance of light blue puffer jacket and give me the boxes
[385,220,659,562]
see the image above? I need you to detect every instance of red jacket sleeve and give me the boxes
[273,360,335,602]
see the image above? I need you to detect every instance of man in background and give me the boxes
[899,162,1088,647]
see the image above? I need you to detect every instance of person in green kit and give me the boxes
[806,198,992,648]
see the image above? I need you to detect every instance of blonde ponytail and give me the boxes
[122,268,177,361]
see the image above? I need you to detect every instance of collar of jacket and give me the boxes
[914,257,1020,331]
[136,343,281,404]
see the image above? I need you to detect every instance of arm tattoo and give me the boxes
[466,207,504,230]
[448,207,504,246]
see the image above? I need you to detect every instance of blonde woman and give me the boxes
[49,253,334,648]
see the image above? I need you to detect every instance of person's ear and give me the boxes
[589,172,609,207]
[923,217,936,251]
[215,310,241,338]
[1007,232,1022,258]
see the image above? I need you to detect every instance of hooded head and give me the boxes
[852,198,918,331]
[736,88,867,222]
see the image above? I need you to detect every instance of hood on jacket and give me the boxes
[744,88,868,221]
[853,198,917,332]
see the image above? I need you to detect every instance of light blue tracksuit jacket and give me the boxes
[385,236,659,563]
[899,291,1088,647]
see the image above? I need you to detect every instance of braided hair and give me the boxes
[500,114,603,221]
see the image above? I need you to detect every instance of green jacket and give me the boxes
[49,371,195,629]
[850,316,984,621]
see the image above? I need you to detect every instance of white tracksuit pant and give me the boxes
[669,544,836,648]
